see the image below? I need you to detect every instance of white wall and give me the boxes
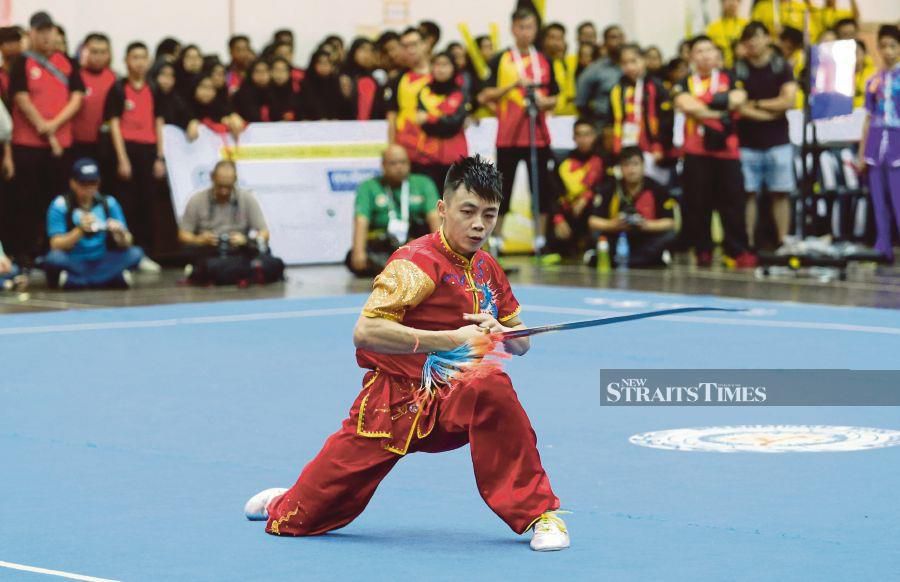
[5,0,897,73]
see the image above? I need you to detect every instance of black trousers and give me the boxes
[343,225,429,278]
[588,230,678,267]
[187,246,285,286]
[71,138,116,192]
[411,163,451,194]
[70,141,100,162]
[680,155,750,257]
[547,210,592,256]
[495,146,554,216]
[344,248,389,278]
[0,171,11,251]
[116,142,162,252]
[9,145,72,265]
[151,178,182,260]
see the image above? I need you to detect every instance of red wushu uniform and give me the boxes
[266,230,560,536]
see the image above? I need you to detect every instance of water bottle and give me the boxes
[615,233,630,270]
[596,236,611,273]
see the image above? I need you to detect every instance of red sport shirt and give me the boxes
[71,67,116,144]
[9,51,85,148]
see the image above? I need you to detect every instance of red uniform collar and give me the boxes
[435,229,477,269]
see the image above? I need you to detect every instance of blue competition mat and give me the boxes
[1,286,897,581]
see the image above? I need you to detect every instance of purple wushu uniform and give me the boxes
[863,65,900,260]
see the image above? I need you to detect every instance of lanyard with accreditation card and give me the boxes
[622,77,644,147]
[385,180,410,243]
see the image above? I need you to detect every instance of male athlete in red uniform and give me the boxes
[244,155,569,551]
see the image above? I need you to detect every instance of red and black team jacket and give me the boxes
[415,80,468,165]
[609,75,671,157]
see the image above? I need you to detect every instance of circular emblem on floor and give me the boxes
[629,425,900,453]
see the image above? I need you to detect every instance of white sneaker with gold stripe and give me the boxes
[529,511,570,551]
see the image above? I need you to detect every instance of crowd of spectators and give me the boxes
[0,0,896,291]
[348,1,898,272]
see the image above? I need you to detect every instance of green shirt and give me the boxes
[354,174,439,237]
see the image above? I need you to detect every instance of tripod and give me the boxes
[525,83,543,260]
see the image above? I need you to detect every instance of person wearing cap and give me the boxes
[8,11,84,268]
[42,158,143,289]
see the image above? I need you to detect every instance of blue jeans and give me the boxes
[43,247,144,289]
[0,263,20,286]
[739,143,796,193]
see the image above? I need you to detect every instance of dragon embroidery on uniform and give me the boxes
[476,280,500,318]
[441,257,498,316]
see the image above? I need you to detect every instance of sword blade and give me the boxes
[499,307,743,340]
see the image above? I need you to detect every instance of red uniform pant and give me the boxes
[265,371,559,536]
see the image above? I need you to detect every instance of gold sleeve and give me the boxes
[498,305,522,324]
[361,259,435,322]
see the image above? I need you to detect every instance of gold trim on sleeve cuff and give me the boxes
[498,305,522,323]
[361,310,402,322]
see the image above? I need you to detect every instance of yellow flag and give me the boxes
[457,22,490,80]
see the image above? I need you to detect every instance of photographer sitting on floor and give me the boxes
[587,146,677,268]
[43,158,144,289]
[178,160,284,286]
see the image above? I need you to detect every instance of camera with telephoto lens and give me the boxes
[217,233,231,256]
